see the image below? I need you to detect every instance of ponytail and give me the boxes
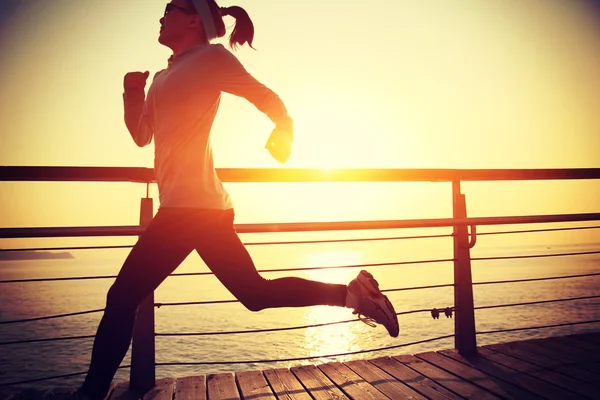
[185,0,255,49]
[219,6,255,49]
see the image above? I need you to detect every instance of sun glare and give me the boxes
[305,250,362,283]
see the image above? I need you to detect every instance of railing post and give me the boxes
[130,193,155,392]
[452,180,477,356]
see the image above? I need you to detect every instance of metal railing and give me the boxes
[1,166,600,394]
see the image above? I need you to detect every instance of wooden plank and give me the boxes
[206,373,240,400]
[317,362,388,400]
[370,356,462,400]
[291,364,348,400]
[477,347,581,400]
[485,341,600,386]
[235,370,276,400]
[552,335,600,353]
[529,337,599,362]
[501,339,586,364]
[345,359,427,400]
[545,336,600,373]
[263,368,311,400]
[416,351,536,399]
[142,378,175,400]
[175,376,206,400]
[12,388,53,400]
[0,392,20,400]
[26,387,78,400]
[567,332,600,345]
[40,384,115,400]
[393,354,502,399]
[439,349,558,399]
[0,392,15,400]
[485,342,600,397]
[109,382,140,400]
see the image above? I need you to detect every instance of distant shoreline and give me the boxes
[0,250,74,261]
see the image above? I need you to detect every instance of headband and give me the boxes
[191,0,217,41]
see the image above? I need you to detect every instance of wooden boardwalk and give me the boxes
[6,332,600,400]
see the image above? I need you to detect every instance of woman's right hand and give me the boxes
[123,71,150,92]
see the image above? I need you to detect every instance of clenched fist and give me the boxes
[265,118,294,164]
[123,71,150,92]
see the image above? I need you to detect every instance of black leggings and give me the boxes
[82,208,347,398]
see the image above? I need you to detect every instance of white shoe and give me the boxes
[347,270,399,337]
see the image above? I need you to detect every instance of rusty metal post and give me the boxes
[130,192,155,392]
[452,180,477,356]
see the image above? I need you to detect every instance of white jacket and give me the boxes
[124,43,289,209]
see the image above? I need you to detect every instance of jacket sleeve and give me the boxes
[123,90,153,147]
[215,46,291,126]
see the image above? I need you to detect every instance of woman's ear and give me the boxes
[189,14,203,29]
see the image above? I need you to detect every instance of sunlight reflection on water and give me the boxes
[302,306,362,363]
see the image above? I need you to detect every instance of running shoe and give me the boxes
[347,270,399,337]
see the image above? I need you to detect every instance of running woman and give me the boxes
[78,1,399,398]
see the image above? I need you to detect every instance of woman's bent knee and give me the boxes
[106,283,142,312]
[234,279,270,312]
[238,296,266,312]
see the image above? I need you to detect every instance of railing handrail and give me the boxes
[2,166,600,183]
[1,213,600,238]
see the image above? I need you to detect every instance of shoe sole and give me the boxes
[357,271,400,337]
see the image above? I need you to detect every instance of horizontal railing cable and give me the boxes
[384,283,454,293]
[4,213,600,239]
[157,296,599,338]
[0,284,454,325]
[2,225,598,253]
[4,292,593,331]
[0,309,104,325]
[242,233,453,246]
[156,284,455,308]
[155,334,455,367]
[477,319,600,335]
[2,225,597,253]
[0,306,449,342]
[245,225,600,245]
[0,245,133,252]
[155,307,453,337]
[4,249,595,285]
[170,258,455,277]
[156,299,238,307]
[0,226,600,253]
[473,295,600,311]
[477,225,600,236]
[0,257,454,284]
[472,250,600,261]
[0,334,95,346]
[0,234,451,253]
[0,275,120,284]
[156,321,357,337]
[474,272,600,286]
[0,366,131,388]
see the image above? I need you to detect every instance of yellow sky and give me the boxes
[0,0,599,236]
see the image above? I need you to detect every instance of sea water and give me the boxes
[1,232,599,396]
